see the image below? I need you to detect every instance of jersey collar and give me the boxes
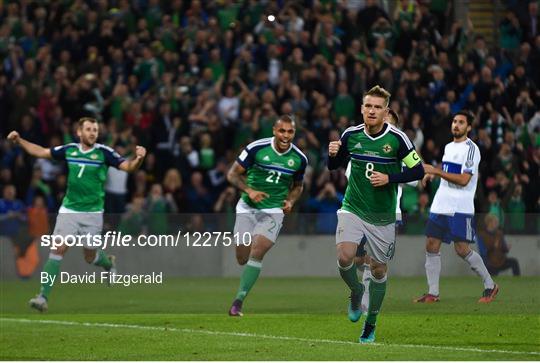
[363,122,390,140]
[270,137,292,156]
[78,143,96,153]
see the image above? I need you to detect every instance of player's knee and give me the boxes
[51,244,68,256]
[250,248,266,261]
[249,244,270,261]
[426,238,441,253]
[83,250,96,264]
[454,242,471,258]
[235,245,251,265]
[371,267,386,280]
[236,254,249,265]
[337,245,356,267]
[337,253,354,268]
[369,260,387,280]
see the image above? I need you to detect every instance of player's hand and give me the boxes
[421,173,435,187]
[135,146,147,159]
[422,163,439,175]
[246,188,269,203]
[7,131,20,144]
[282,199,293,214]
[370,171,389,187]
[328,140,341,157]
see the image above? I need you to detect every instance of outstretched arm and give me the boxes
[7,131,51,159]
[118,146,146,173]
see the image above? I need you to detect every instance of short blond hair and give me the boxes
[364,85,391,107]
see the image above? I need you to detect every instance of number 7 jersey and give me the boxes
[50,143,126,212]
[236,137,308,209]
[336,123,421,225]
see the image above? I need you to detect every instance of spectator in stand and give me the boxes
[0,0,538,238]
[478,214,521,276]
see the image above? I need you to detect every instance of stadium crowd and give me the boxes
[0,0,539,238]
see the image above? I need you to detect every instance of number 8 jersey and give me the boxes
[236,137,308,209]
[50,143,126,212]
[336,123,421,225]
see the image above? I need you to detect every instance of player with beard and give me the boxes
[414,110,499,304]
[7,117,146,312]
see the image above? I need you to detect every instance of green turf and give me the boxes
[1,276,539,360]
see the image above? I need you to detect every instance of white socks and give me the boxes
[464,250,495,289]
[425,252,441,296]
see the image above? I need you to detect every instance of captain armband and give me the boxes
[402,150,421,168]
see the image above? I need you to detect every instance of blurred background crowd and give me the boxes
[0,0,539,240]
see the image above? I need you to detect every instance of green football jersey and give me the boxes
[50,143,125,212]
[237,137,308,209]
[331,123,421,225]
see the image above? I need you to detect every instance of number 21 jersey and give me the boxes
[236,137,308,209]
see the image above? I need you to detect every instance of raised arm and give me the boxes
[118,146,147,173]
[7,131,52,159]
[328,140,348,170]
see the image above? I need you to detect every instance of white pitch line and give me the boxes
[1,317,539,357]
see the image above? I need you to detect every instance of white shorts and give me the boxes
[53,206,103,249]
[336,210,396,264]
[233,199,284,244]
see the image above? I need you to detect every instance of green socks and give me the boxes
[93,250,112,270]
[39,257,61,299]
[338,261,364,295]
[235,258,262,301]
[366,275,387,325]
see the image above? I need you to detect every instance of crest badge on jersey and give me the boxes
[287,159,294,167]
[90,154,98,159]
[382,144,392,153]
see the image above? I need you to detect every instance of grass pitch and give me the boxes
[1,276,539,360]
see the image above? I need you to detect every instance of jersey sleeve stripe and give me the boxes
[246,138,272,150]
[389,126,413,149]
[96,143,115,153]
[292,144,308,165]
[466,140,475,161]
[341,125,364,138]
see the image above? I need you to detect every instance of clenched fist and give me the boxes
[135,146,147,159]
[328,140,342,157]
[7,131,20,144]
